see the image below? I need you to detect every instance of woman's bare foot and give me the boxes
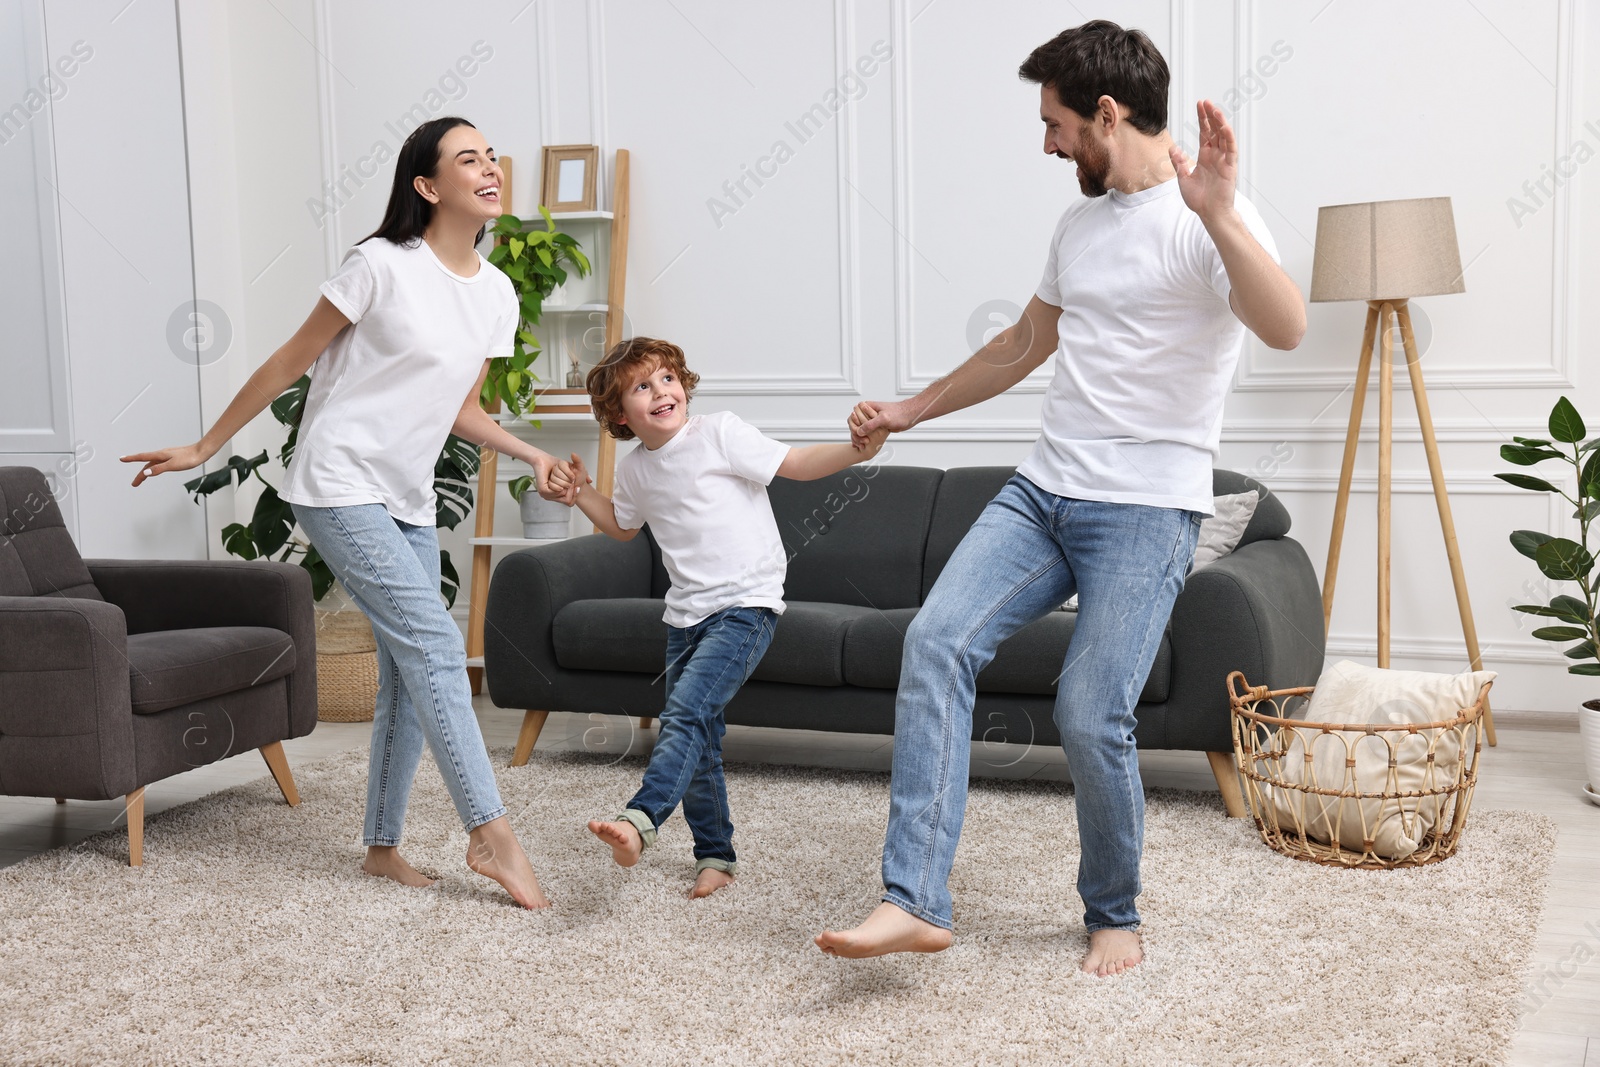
[464,816,550,909]
[690,867,734,899]
[362,845,435,888]
[587,819,643,867]
[1082,928,1142,977]
[814,902,953,958]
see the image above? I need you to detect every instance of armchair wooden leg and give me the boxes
[126,787,145,866]
[259,742,301,806]
[1206,751,1247,819]
[512,710,549,767]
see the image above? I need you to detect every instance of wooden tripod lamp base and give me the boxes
[1310,197,1494,746]
[1319,300,1496,745]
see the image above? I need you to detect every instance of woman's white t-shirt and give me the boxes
[281,237,516,526]
[1018,179,1278,516]
[611,411,792,628]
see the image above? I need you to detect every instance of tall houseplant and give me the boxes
[1498,395,1600,800]
[481,208,591,419]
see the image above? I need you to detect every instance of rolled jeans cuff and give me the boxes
[694,857,737,877]
[618,808,657,849]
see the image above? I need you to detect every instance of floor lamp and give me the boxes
[1309,196,1496,745]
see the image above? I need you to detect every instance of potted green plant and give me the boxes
[507,474,569,540]
[1497,395,1600,804]
[482,207,591,419]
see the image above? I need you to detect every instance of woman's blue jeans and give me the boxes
[618,606,776,873]
[292,502,507,846]
[881,475,1199,933]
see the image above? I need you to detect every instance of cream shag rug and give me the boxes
[0,747,1553,1067]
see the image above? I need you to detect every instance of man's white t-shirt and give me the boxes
[611,411,792,628]
[281,237,516,526]
[1018,179,1278,516]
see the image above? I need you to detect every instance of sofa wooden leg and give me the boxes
[54,797,65,805]
[259,742,301,807]
[1207,751,1247,818]
[126,787,145,866]
[638,717,654,731]
[512,710,549,767]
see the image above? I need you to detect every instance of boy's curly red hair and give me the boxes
[585,336,701,441]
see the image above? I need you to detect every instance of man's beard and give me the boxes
[1068,129,1110,198]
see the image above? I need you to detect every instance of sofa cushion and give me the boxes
[126,626,297,714]
[752,602,877,686]
[552,599,877,688]
[768,466,943,610]
[1213,469,1290,546]
[843,608,1172,703]
[553,599,667,675]
[921,467,1018,601]
[0,467,102,601]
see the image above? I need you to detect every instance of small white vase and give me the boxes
[1581,702,1600,806]
[519,492,570,540]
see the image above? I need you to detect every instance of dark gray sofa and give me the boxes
[483,466,1325,813]
[0,466,317,864]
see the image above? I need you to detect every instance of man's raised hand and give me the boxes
[1170,99,1239,223]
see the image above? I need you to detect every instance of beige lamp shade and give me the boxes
[1309,197,1465,303]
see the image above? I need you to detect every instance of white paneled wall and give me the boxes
[164,0,1599,713]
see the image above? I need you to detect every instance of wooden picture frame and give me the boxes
[539,144,599,212]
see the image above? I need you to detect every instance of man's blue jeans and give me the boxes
[881,474,1200,933]
[292,503,507,846]
[620,605,776,872]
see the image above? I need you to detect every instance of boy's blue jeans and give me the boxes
[291,503,507,846]
[881,474,1199,933]
[619,605,776,873]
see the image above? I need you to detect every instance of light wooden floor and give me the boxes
[3,700,1596,1066]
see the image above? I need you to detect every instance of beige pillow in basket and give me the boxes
[1272,659,1495,859]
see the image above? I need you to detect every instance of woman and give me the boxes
[124,116,562,909]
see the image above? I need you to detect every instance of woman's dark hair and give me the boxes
[360,115,485,246]
[1018,21,1169,135]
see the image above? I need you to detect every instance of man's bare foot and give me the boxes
[362,845,435,888]
[690,867,734,899]
[814,901,953,958]
[1082,928,1142,977]
[587,819,643,868]
[464,816,550,909]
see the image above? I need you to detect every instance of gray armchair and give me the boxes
[0,466,317,864]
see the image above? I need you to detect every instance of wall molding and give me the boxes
[1234,0,1580,393]
[695,0,861,397]
[1326,633,1564,667]
[888,0,1049,396]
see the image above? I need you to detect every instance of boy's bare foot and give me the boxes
[690,867,734,899]
[362,845,436,888]
[465,816,551,909]
[587,819,643,867]
[814,902,953,958]
[1082,928,1142,977]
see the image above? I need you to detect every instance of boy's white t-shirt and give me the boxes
[611,410,792,628]
[281,237,517,526]
[1018,179,1279,516]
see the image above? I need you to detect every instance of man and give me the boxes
[816,20,1304,975]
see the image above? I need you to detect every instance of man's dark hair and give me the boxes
[1018,20,1169,136]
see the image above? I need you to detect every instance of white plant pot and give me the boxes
[520,492,570,540]
[1581,702,1600,807]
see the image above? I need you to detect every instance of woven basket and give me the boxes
[315,608,379,723]
[1226,671,1490,869]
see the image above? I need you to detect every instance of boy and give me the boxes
[551,336,886,898]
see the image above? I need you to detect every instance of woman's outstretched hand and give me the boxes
[121,443,210,487]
